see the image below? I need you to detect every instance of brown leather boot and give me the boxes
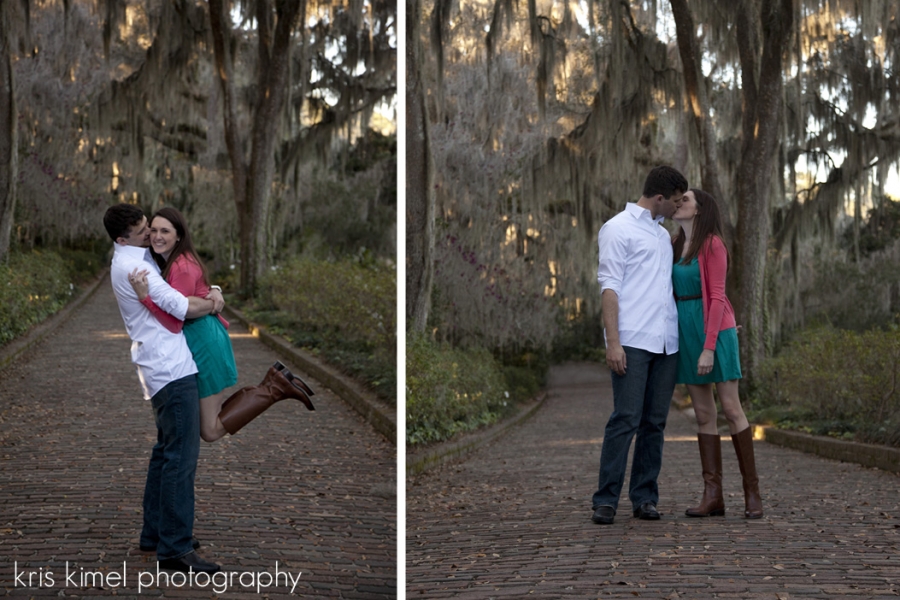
[218,364,315,435]
[731,426,763,519]
[685,433,725,517]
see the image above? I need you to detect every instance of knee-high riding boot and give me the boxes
[685,433,725,517]
[218,363,315,435]
[731,426,763,519]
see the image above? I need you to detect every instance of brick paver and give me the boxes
[0,278,396,598]
[407,363,900,598]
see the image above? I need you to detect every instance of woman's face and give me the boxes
[674,190,699,221]
[150,216,180,259]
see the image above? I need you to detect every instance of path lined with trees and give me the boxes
[406,0,900,465]
[0,278,396,599]
[0,0,397,426]
[1,1,396,293]
[407,363,900,598]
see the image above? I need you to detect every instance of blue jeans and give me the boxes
[592,347,677,511]
[139,375,200,560]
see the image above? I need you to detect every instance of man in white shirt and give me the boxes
[103,203,223,573]
[591,166,687,525]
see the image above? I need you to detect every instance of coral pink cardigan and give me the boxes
[697,235,736,351]
[140,254,229,333]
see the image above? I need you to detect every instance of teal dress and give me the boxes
[182,314,238,398]
[673,257,742,385]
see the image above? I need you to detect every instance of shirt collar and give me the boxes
[625,202,664,225]
[113,243,152,261]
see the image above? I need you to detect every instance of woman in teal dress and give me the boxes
[672,189,763,519]
[129,208,315,442]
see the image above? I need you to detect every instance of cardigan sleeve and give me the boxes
[140,296,184,333]
[140,256,202,333]
[702,236,729,351]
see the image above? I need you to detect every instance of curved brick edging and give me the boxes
[762,427,900,474]
[407,392,548,477]
[222,305,397,444]
[0,267,110,372]
[408,386,688,477]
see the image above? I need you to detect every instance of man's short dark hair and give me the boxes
[642,165,688,199]
[103,204,145,241]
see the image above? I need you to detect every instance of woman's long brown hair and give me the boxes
[149,206,210,286]
[673,188,728,267]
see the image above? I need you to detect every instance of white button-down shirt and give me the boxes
[597,202,679,355]
[110,244,198,399]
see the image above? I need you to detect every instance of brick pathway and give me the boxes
[407,363,900,598]
[0,278,396,599]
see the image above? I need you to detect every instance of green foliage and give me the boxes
[300,144,397,260]
[756,325,900,447]
[268,258,395,351]
[250,258,396,403]
[802,251,900,333]
[550,312,607,363]
[500,364,543,404]
[304,179,392,257]
[0,250,74,345]
[343,130,397,175]
[842,196,900,258]
[60,243,110,284]
[407,332,512,446]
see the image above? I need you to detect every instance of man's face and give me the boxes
[659,191,684,219]
[117,216,151,248]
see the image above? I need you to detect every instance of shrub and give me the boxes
[501,364,543,403]
[407,332,510,446]
[61,243,110,284]
[757,325,900,447]
[0,250,73,345]
[266,258,395,351]
[803,252,900,332]
[255,258,396,402]
[550,312,607,363]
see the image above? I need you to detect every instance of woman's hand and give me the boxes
[129,268,150,301]
[697,349,714,377]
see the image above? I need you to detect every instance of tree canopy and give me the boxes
[408,0,900,387]
[2,0,396,293]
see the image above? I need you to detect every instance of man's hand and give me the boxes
[600,289,625,375]
[206,288,225,314]
[606,341,627,375]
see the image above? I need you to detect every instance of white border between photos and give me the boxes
[396,0,407,596]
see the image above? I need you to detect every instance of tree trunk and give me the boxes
[670,0,725,213]
[244,0,302,294]
[0,15,16,261]
[209,0,249,288]
[670,0,737,296]
[406,0,435,331]
[208,0,301,296]
[733,0,793,391]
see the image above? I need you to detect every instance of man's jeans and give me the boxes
[139,375,200,560]
[592,347,678,511]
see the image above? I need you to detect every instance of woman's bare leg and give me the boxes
[200,391,229,442]
[715,380,750,434]
[687,383,719,435]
